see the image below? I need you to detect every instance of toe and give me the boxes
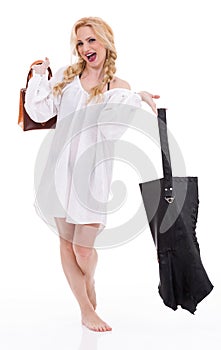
[98,325,104,332]
[106,324,112,331]
[101,323,111,332]
[92,324,99,332]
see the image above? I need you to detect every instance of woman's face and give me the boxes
[76,26,107,68]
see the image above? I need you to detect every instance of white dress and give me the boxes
[25,66,142,234]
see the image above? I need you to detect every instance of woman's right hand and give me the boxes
[32,57,50,75]
[138,91,160,115]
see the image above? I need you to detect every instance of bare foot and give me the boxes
[86,279,97,310]
[81,308,112,332]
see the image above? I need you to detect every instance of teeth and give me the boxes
[86,53,95,57]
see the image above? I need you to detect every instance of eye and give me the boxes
[88,38,96,43]
[77,41,83,47]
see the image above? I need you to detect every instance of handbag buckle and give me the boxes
[165,196,175,204]
[164,187,174,203]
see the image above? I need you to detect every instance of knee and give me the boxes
[73,244,94,259]
[59,237,73,252]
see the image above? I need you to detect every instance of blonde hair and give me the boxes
[53,17,117,102]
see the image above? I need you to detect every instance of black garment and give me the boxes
[142,176,214,313]
[139,109,214,314]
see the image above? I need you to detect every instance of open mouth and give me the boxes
[86,52,97,62]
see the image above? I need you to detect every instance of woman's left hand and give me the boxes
[138,91,160,115]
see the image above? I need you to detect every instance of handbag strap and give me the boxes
[25,60,53,88]
[157,108,174,203]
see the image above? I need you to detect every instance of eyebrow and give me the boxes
[77,36,94,42]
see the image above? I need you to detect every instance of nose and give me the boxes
[82,42,92,55]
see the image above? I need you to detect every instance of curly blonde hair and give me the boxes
[53,17,117,102]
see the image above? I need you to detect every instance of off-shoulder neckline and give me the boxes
[76,75,134,95]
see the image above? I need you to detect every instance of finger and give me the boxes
[45,57,50,64]
[151,102,157,115]
[152,95,160,99]
[42,61,49,67]
[40,58,50,69]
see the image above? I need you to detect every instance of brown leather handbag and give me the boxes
[18,60,57,131]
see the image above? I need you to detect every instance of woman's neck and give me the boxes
[81,66,104,82]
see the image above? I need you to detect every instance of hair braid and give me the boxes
[53,58,85,95]
[88,50,117,102]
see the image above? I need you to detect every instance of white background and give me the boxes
[0,0,220,349]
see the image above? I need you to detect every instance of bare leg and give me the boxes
[73,223,102,310]
[73,245,98,310]
[54,218,112,332]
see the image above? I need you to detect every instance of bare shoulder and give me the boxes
[110,76,131,90]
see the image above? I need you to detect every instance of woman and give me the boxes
[25,16,159,332]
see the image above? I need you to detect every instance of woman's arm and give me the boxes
[138,91,160,115]
[107,77,160,114]
[24,58,62,123]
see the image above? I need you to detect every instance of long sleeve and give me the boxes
[24,66,66,123]
[98,89,142,140]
